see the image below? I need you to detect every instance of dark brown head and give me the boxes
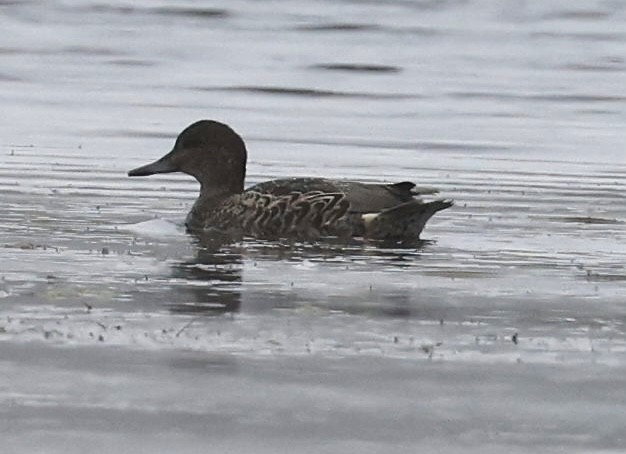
[128,120,247,193]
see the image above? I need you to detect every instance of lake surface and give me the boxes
[1,0,626,452]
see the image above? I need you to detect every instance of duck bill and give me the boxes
[128,151,178,177]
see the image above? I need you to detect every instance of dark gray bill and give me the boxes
[128,152,177,177]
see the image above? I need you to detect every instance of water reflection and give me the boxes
[166,233,434,317]
[209,236,431,265]
[168,245,243,315]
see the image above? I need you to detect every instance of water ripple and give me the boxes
[194,85,419,100]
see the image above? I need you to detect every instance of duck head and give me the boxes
[128,120,247,194]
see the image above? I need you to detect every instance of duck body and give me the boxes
[128,120,452,243]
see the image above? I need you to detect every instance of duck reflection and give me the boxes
[168,241,243,315]
[166,233,434,317]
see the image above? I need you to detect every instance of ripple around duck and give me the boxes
[248,136,507,152]
[448,91,626,103]
[150,6,230,18]
[540,9,612,21]
[561,62,625,73]
[294,23,380,32]
[531,31,626,42]
[193,85,419,100]
[61,45,124,57]
[106,58,155,67]
[309,63,402,73]
[293,22,440,37]
[0,72,22,82]
[77,4,230,19]
[542,216,624,225]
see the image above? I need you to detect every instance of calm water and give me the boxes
[1,1,626,452]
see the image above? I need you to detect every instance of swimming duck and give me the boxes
[128,120,452,242]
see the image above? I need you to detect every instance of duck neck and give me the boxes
[185,185,241,232]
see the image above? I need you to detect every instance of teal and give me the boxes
[128,120,452,242]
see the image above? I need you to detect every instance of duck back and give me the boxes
[247,177,434,213]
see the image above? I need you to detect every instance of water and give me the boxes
[1,1,626,452]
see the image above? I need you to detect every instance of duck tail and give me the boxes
[362,199,453,241]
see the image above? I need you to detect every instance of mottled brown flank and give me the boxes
[207,191,351,240]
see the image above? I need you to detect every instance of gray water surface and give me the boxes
[1,1,626,452]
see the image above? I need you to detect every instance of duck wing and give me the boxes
[247,177,439,213]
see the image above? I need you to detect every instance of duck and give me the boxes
[128,120,453,242]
